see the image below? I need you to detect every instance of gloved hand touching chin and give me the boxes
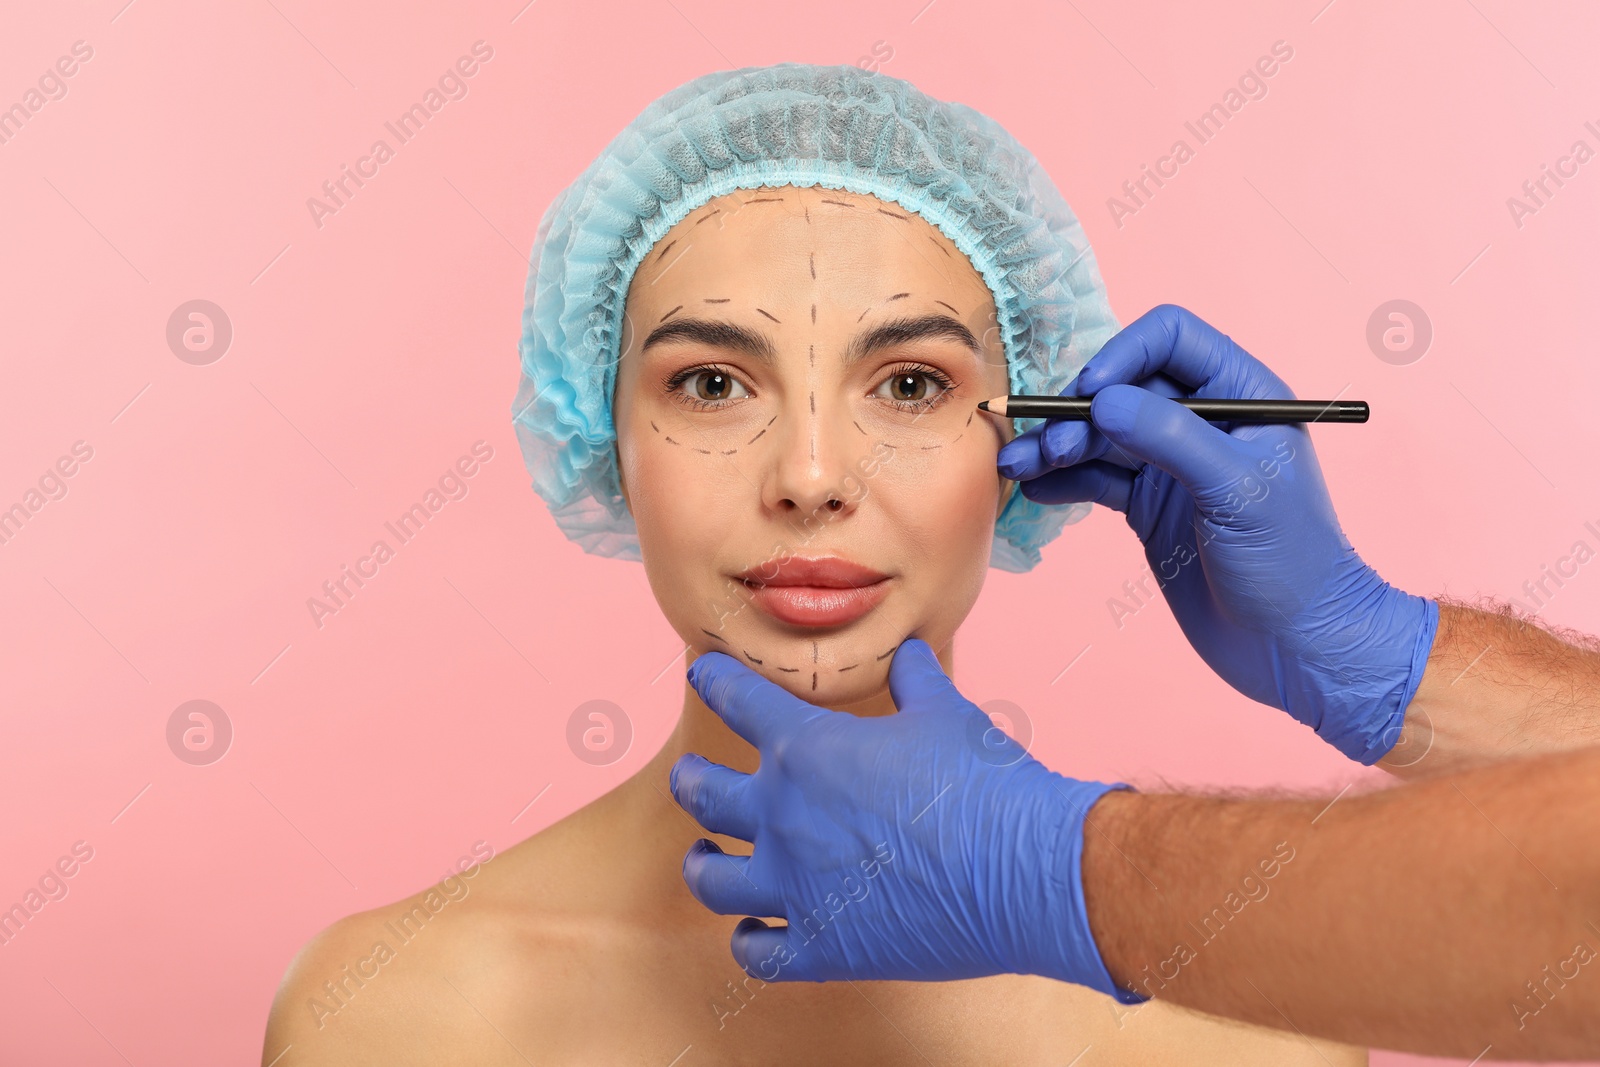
[670,639,1142,1003]
[998,303,1438,765]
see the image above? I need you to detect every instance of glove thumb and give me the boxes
[887,639,959,716]
[1090,384,1250,511]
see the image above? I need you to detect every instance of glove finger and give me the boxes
[1089,385,1250,511]
[731,916,809,982]
[688,651,817,750]
[670,752,756,841]
[1039,418,1142,473]
[887,638,959,715]
[1017,461,1135,513]
[682,839,781,917]
[1077,304,1295,402]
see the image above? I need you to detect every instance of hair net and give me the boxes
[512,62,1118,572]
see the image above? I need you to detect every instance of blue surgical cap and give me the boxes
[512,62,1118,572]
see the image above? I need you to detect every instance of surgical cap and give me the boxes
[512,62,1118,572]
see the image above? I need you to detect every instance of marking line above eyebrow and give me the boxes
[641,313,982,368]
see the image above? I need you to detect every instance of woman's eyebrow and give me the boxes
[640,312,982,366]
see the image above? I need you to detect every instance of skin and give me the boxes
[1084,600,1600,1059]
[261,185,1361,1065]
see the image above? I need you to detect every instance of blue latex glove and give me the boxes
[998,304,1438,764]
[670,639,1142,1002]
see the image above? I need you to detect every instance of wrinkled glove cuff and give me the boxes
[1027,776,1148,1005]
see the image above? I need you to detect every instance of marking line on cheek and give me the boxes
[966,410,974,427]
[743,650,763,664]
[776,666,799,673]
[812,641,818,663]
[811,305,817,325]
[809,253,816,279]
[650,421,660,432]
[838,664,858,672]
[693,447,711,454]
[809,343,814,366]
[665,436,681,446]
[812,672,817,691]
[700,628,728,645]
[876,648,895,661]
[853,420,866,435]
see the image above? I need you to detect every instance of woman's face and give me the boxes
[613,184,1015,706]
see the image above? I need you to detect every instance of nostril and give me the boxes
[825,497,843,511]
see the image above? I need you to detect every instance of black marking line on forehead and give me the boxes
[744,197,784,204]
[810,305,817,325]
[929,235,951,258]
[877,208,908,220]
[756,309,781,323]
[695,209,721,226]
[936,300,961,316]
[809,343,814,366]
[820,198,856,209]
[656,241,677,263]
[886,293,910,302]
[809,253,816,279]
[704,298,731,304]
[660,305,683,322]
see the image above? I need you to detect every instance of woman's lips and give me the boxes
[743,577,891,627]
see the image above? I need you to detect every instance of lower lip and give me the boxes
[744,579,891,627]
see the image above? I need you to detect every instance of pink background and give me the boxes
[3,0,1597,1063]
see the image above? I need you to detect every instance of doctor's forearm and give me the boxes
[1379,599,1600,778]
[1078,746,1600,1059]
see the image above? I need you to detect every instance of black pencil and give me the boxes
[977,395,1369,424]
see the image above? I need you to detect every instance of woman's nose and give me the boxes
[758,393,869,521]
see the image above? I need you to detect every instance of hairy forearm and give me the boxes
[1080,746,1600,1059]
[1379,599,1600,778]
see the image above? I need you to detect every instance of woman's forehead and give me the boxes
[628,185,995,318]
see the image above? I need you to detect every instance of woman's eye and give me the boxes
[671,368,751,407]
[873,368,953,408]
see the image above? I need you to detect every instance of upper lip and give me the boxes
[735,556,891,588]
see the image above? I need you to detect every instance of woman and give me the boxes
[263,64,1362,1065]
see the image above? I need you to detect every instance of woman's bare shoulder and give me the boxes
[261,800,627,1066]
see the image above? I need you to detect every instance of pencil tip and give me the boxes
[976,400,989,411]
